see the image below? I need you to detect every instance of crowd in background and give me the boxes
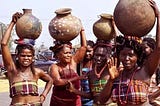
[1,0,160,106]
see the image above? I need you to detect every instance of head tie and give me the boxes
[14,38,35,46]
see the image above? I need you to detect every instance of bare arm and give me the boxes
[49,64,78,86]
[73,27,87,63]
[99,57,121,103]
[49,64,66,86]
[67,81,92,99]
[1,12,22,73]
[49,64,86,86]
[148,87,160,101]
[99,79,114,104]
[145,0,160,76]
[37,68,53,102]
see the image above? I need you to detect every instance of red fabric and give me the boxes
[50,69,81,106]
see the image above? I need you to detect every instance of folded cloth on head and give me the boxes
[14,38,35,46]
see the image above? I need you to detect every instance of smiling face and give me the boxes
[93,46,111,67]
[57,45,72,63]
[85,45,94,60]
[119,47,138,70]
[17,48,34,67]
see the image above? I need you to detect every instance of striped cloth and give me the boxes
[112,79,148,105]
[10,80,38,97]
[90,79,107,96]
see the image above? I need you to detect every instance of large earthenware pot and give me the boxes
[93,13,115,40]
[114,0,156,37]
[15,9,42,40]
[48,8,82,41]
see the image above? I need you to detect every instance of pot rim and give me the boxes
[99,13,113,19]
[55,8,72,15]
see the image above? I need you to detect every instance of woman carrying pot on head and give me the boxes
[80,40,94,106]
[66,15,119,106]
[67,40,118,106]
[1,12,53,106]
[141,37,160,105]
[86,40,116,106]
[49,27,87,106]
[99,0,160,106]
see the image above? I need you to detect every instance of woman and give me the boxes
[99,0,160,106]
[68,40,117,106]
[67,16,118,106]
[87,40,116,106]
[1,12,53,106]
[141,37,160,105]
[49,27,87,106]
[80,40,94,106]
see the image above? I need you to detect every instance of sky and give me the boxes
[0,0,160,48]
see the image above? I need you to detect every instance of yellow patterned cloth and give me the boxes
[10,80,38,97]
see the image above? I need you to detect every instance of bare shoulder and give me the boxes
[34,67,45,74]
[50,63,58,68]
[34,67,52,77]
[50,63,59,72]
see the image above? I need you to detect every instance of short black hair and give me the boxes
[87,40,94,48]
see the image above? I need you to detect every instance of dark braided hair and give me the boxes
[115,36,143,66]
[49,41,72,58]
[15,44,36,74]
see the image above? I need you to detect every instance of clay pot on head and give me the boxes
[15,9,42,40]
[48,8,82,41]
[114,0,156,37]
[93,13,115,41]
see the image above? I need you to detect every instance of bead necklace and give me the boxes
[19,72,30,80]
[118,66,139,105]
[94,64,107,78]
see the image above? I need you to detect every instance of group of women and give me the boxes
[1,0,160,106]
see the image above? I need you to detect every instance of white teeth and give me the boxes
[23,61,28,64]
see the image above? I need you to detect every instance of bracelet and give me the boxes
[40,94,46,100]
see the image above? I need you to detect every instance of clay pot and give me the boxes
[15,9,42,40]
[48,8,82,41]
[93,13,115,40]
[114,0,156,37]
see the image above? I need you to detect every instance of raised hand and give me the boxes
[148,0,159,17]
[107,57,123,80]
[12,12,23,23]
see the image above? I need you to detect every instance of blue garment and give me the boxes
[81,68,93,106]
